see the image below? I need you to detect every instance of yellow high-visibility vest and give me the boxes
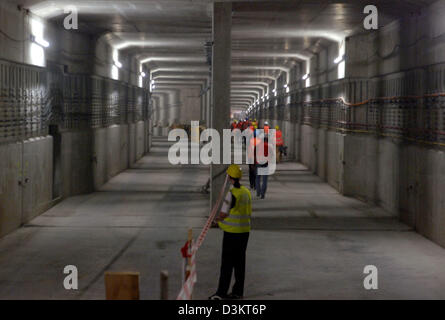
[218,186,252,233]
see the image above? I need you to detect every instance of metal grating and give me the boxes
[0,60,151,144]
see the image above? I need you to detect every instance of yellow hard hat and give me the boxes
[275,125,280,130]
[227,164,242,179]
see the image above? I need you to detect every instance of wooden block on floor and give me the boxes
[105,271,140,300]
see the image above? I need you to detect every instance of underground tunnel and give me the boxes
[0,0,444,308]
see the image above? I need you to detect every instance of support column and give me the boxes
[200,86,206,123]
[210,2,231,206]
[206,90,211,126]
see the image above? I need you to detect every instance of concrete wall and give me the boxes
[0,1,152,238]
[0,1,145,85]
[178,87,202,124]
[0,121,150,239]
[340,133,445,246]
[0,136,53,237]
[0,2,26,64]
[152,86,202,133]
[92,122,148,190]
[343,2,445,247]
[61,130,94,197]
[0,142,23,237]
[22,136,53,223]
[401,145,445,246]
[252,0,445,249]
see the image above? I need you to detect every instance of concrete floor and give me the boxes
[0,137,445,299]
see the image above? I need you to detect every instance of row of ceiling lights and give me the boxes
[110,52,345,104]
[246,54,345,112]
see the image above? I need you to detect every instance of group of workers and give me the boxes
[231,119,286,199]
[209,119,286,300]
[231,118,286,162]
[230,119,251,131]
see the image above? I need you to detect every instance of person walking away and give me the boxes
[248,123,255,134]
[209,165,252,300]
[275,125,284,163]
[263,121,270,134]
[255,134,271,199]
[242,119,249,131]
[230,120,237,131]
[248,129,257,191]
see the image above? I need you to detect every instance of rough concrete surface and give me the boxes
[0,137,445,299]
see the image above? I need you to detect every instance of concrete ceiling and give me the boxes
[17,0,438,112]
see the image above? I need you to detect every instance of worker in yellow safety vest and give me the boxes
[209,164,252,300]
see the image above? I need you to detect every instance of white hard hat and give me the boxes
[264,121,269,126]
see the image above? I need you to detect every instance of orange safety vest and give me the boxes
[276,130,283,146]
[264,125,270,134]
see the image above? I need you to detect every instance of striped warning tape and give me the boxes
[177,175,229,300]
[178,241,197,301]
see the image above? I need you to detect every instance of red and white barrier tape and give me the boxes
[178,242,197,300]
[177,175,229,300]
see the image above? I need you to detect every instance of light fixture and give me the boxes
[114,60,122,68]
[284,84,288,88]
[140,72,146,78]
[30,34,49,48]
[302,73,310,81]
[151,80,155,84]
[272,89,276,93]
[334,55,345,64]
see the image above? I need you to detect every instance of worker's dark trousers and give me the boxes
[248,164,257,189]
[217,231,250,296]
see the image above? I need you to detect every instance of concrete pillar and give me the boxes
[206,84,210,126]
[210,2,231,206]
[208,90,211,126]
[201,87,206,123]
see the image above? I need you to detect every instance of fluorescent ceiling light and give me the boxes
[30,35,49,48]
[334,55,345,64]
[284,84,288,88]
[302,74,310,81]
[114,60,122,68]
